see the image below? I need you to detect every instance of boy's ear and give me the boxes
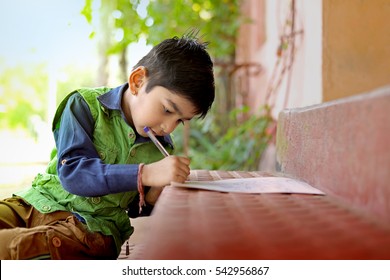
[128,66,147,95]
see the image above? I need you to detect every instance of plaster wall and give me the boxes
[236,0,322,118]
[322,0,390,101]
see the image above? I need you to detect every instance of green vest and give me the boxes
[16,87,173,254]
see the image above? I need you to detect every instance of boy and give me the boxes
[0,31,215,259]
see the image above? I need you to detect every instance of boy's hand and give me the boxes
[141,156,190,187]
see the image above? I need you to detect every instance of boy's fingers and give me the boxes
[178,161,190,172]
[168,156,190,174]
[174,155,190,165]
[174,173,187,183]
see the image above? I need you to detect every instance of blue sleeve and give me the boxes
[55,93,139,197]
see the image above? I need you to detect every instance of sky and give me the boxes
[0,0,151,80]
[0,0,97,68]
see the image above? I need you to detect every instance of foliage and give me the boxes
[173,106,273,171]
[144,0,241,60]
[0,63,96,132]
[82,0,145,53]
[81,0,241,61]
[0,63,48,130]
[55,65,96,106]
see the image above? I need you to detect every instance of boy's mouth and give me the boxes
[147,127,160,137]
[152,128,166,137]
[149,128,157,135]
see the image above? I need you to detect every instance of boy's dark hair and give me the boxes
[133,30,215,118]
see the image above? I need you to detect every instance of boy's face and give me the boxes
[122,81,197,138]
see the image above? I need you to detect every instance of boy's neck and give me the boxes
[121,88,134,127]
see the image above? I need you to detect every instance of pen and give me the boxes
[143,126,170,157]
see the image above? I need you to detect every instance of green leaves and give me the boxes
[81,0,241,60]
[144,0,241,59]
[0,64,48,129]
[174,106,274,171]
[81,0,93,23]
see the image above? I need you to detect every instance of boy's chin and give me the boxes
[137,126,150,138]
[137,129,147,137]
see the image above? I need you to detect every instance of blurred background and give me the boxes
[1,0,389,198]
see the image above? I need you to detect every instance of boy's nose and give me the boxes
[161,121,177,135]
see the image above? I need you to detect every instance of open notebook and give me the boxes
[171,176,324,195]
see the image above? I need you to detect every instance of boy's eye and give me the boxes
[163,106,185,125]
